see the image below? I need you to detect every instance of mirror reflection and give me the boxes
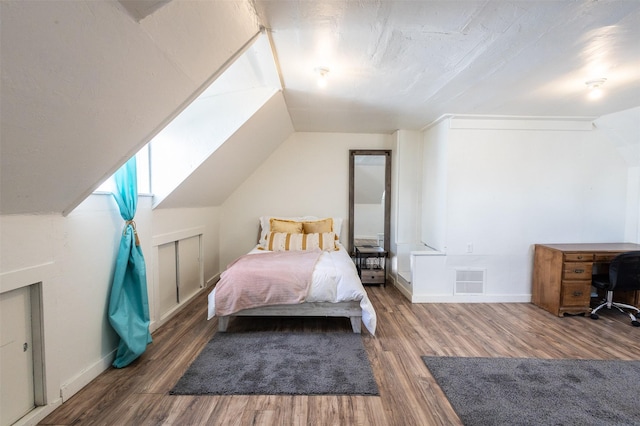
[348,150,391,254]
[353,155,386,247]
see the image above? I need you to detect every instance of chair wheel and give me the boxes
[632,320,640,327]
[590,313,599,320]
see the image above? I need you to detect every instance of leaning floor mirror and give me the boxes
[348,150,391,255]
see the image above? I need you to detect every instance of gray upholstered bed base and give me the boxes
[217,301,362,333]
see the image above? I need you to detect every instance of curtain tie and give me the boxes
[124,220,140,246]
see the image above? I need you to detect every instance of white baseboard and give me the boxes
[60,349,116,402]
[59,277,217,402]
[411,293,532,303]
[53,273,221,415]
[392,279,413,301]
[152,283,214,332]
[149,274,219,333]
[397,270,411,284]
[206,273,220,288]
[12,400,63,426]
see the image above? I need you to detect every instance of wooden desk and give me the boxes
[533,243,640,317]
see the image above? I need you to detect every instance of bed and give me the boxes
[207,216,377,335]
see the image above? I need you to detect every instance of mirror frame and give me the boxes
[348,149,391,255]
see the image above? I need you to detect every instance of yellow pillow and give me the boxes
[264,232,337,251]
[270,218,303,234]
[303,218,333,234]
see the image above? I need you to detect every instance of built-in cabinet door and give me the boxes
[157,235,203,320]
[178,235,201,302]
[1,286,34,426]
[158,242,178,316]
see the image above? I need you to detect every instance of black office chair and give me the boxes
[590,251,640,326]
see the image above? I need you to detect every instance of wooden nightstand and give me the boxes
[355,246,387,286]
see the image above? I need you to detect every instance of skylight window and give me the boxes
[149,33,280,208]
[93,32,280,205]
[95,144,151,194]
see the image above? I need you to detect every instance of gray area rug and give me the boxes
[422,356,640,426]
[171,332,379,395]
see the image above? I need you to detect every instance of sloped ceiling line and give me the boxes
[264,27,286,89]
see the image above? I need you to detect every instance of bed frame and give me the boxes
[216,223,363,333]
[217,301,362,333]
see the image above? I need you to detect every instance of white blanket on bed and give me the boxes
[207,244,377,335]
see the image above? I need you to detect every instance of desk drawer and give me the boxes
[594,253,618,262]
[564,253,593,262]
[360,269,385,284]
[562,262,592,280]
[561,281,591,307]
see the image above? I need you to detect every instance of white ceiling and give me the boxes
[255,0,640,133]
[1,0,639,215]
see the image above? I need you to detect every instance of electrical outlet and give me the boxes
[466,243,473,253]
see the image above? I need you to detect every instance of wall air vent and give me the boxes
[454,269,485,295]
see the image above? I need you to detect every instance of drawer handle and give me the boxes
[573,291,583,297]
[574,269,585,273]
[577,256,583,260]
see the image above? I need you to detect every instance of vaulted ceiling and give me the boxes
[1,0,639,215]
[255,0,640,132]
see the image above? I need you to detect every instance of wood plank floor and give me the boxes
[41,284,640,425]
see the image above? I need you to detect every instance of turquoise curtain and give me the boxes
[108,157,152,368]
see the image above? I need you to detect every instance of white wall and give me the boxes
[392,129,423,283]
[412,117,630,302]
[151,207,220,289]
[0,195,128,421]
[421,121,449,251]
[219,132,393,267]
[594,106,640,243]
[394,130,422,245]
[446,120,627,252]
[626,167,640,243]
[0,195,220,423]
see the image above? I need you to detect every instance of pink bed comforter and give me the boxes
[214,250,323,316]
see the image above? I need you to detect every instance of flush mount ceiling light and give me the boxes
[585,78,607,99]
[315,66,330,88]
